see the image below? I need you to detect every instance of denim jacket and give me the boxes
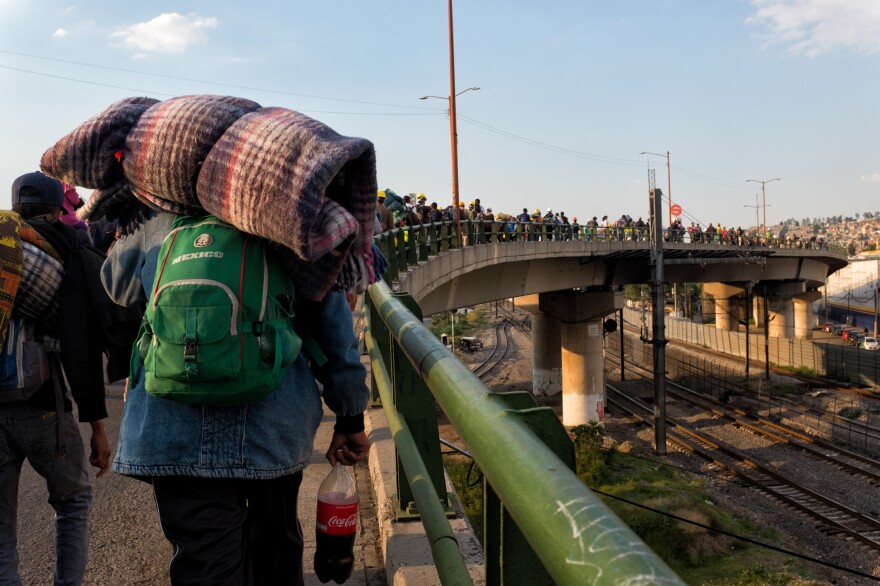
[102,212,369,479]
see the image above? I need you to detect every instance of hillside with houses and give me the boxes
[773,211,880,257]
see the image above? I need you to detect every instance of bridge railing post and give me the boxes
[483,391,576,586]
[428,223,440,256]
[418,223,430,262]
[389,292,449,517]
[378,233,398,284]
[405,227,418,266]
[395,227,408,273]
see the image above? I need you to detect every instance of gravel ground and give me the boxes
[449,313,880,585]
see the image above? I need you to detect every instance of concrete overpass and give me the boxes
[385,236,847,427]
[396,239,847,315]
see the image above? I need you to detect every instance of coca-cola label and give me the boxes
[316,500,358,536]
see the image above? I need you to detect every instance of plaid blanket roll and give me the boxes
[40,97,159,189]
[15,242,63,330]
[197,106,377,297]
[125,95,261,212]
[42,95,378,300]
[76,178,135,223]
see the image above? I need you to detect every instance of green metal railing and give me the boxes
[372,220,844,286]
[365,223,842,583]
[364,279,684,585]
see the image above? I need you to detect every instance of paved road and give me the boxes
[15,382,384,585]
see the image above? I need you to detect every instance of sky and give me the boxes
[0,0,878,230]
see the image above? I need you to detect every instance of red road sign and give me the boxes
[670,204,682,216]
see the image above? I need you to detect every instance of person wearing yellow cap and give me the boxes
[529,208,542,241]
[461,201,475,245]
[415,194,431,226]
[376,190,393,232]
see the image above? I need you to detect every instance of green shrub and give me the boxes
[838,406,862,420]
[570,423,611,485]
[444,457,484,542]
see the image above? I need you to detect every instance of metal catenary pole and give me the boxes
[650,186,667,455]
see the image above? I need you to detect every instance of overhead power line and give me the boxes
[0,49,763,193]
[0,49,436,111]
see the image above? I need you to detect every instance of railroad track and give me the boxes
[669,381,880,482]
[607,345,880,479]
[607,385,880,553]
[608,329,880,448]
[470,311,880,558]
[472,319,514,379]
[619,315,880,404]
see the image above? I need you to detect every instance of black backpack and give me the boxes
[403,208,420,227]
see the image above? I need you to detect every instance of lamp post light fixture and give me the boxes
[420,86,479,247]
[640,151,672,225]
[746,178,781,235]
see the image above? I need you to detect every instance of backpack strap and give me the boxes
[48,353,67,455]
[298,324,327,368]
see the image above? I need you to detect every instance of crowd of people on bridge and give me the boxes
[376,189,830,250]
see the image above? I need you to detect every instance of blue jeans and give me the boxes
[0,403,92,586]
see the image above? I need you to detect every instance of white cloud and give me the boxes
[52,28,68,39]
[747,0,880,56]
[861,174,880,184]
[111,13,219,56]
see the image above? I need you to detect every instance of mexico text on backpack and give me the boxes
[135,215,302,406]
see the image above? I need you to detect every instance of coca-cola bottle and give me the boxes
[314,463,358,584]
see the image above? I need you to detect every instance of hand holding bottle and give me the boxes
[314,463,358,584]
[325,431,369,466]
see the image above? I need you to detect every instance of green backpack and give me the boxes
[133,215,302,406]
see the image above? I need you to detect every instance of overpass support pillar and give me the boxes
[560,319,605,427]
[539,289,624,427]
[530,312,562,396]
[793,291,822,340]
[703,283,745,332]
[754,296,766,329]
[715,302,738,331]
[768,296,795,338]
[699,291,715,324]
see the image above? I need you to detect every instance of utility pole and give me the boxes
[744,194,761,232]
[642,151,675,317]
[744,284,752,385]
[874,286,878,338]
[747,178,781,236]
[763,285,771,381]
[649,184,667,455]
[665,151,671,227]
[447,0,462,248]
[640,151,672,228]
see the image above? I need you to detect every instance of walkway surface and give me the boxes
[15,302,482,585]
[15,383,386,585]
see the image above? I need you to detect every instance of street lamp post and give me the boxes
[746,178,781,236]
[415,0,480,248]
[420,86,479,247]
[640,151,672,225]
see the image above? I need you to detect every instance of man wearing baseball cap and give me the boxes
[1,171,110,585]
